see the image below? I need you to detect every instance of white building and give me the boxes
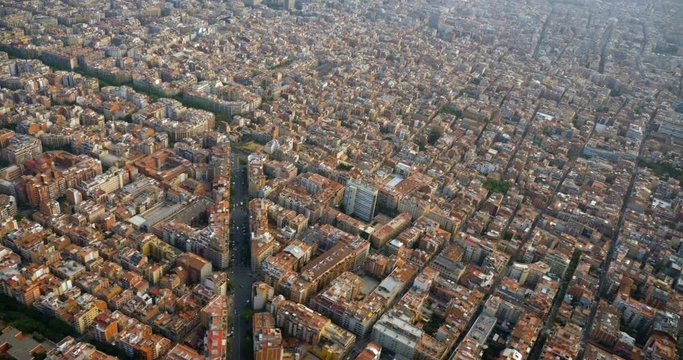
[343,178,378,222]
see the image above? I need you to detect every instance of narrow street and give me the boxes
[526,112,598,359]
[228,151,255,360]
[533,11,553,59]
[598,20,616,74]
[575,104,659,360]
[451,105,595,360]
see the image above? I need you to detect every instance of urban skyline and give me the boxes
[0,0,681,360]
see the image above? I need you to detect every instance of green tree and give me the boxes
[483,178,510,194]
[428,127,443,145]
[240,308,253,321]
[637,159,683,186]
[415,138,427,151]
[423,313,445,335]
[439,105,462,117]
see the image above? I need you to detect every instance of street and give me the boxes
[228,151,255,360]
[574,103,659,360]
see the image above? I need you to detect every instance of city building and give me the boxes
[253,312,283,360]
[343,178,378,222]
